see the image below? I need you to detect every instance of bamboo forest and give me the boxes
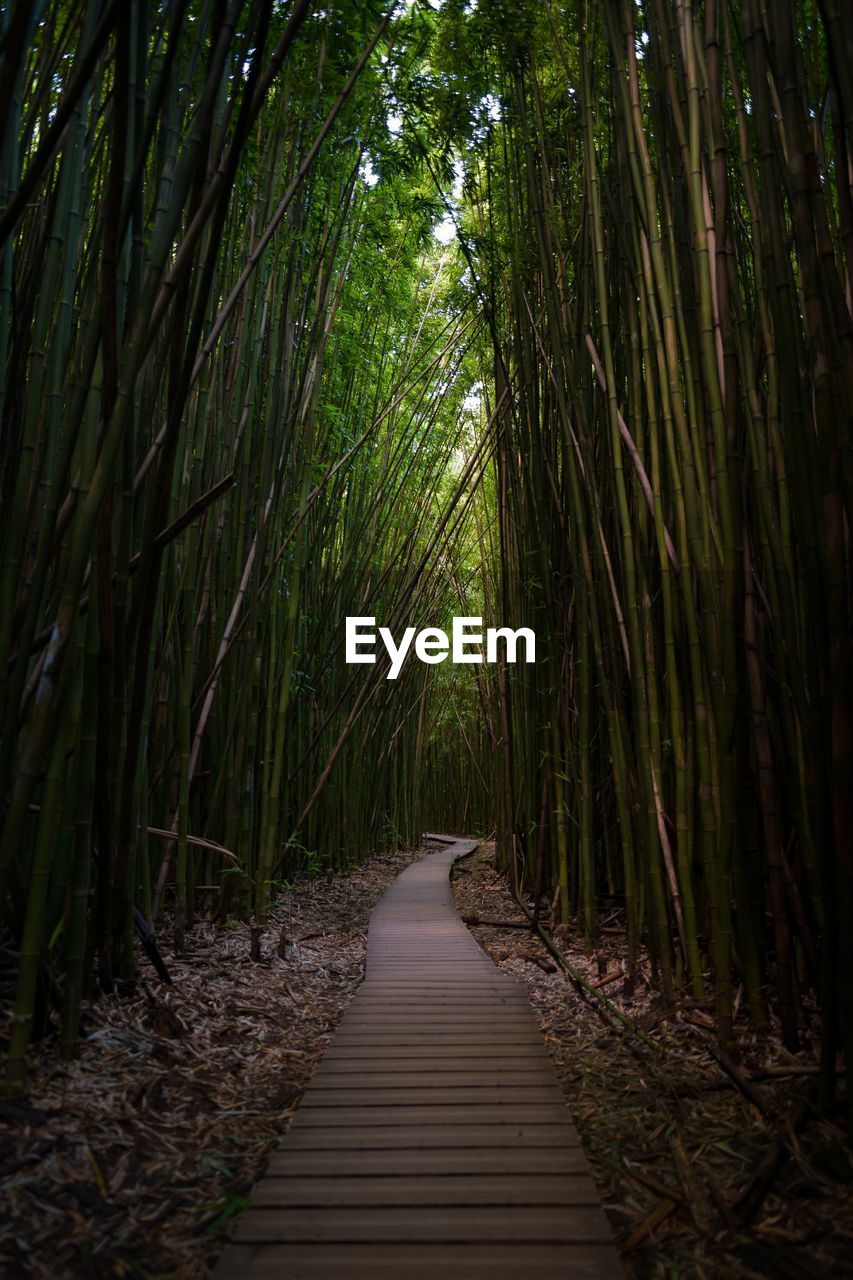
[1,0,852,1276]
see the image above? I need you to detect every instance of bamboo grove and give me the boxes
[413,0,852,1102]
[2,0,852,1112]
[0,0,493,1086]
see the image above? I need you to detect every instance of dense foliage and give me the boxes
[0,0,485,1085]
[423,0,853,1109]
[2,0,852,1122]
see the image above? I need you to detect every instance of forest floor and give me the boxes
[0,846,425,1279]
[451,844,853,1280]
[3,841,852,1280]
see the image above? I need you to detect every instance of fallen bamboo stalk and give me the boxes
[623,1198,679,1251]
[592,969,624,989]
[462,914,535,928]
[510,894,665,1054]
[730,1088,817,1226]
[694,1027,772,1117]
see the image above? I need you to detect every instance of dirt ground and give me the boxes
[0,846,425,1279]
[451,843,853,1280]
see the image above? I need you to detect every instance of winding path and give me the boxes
[215,836,622,1278]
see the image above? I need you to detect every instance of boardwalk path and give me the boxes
[216,837,622,1278]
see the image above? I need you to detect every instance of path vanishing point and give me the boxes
[215,836,623,1278]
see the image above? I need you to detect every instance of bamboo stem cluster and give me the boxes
[453,0,852,1098]
[0,1,485,1087]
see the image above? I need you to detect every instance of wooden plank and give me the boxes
[313,1056,551,1071]
[326,1042,544,1054]
[330,1018,537,1029]
[321,1013,540,1027]
[361,976,517,983]
[336,1005,530,1015]
[311,1071,556,1087]
[216,1243,623,1279]
[354,986,525,994]
[232,1206,614,1244]
[342,1010,534,1018]
[338,1025,537,1036]
[289,1104,571,1128]
[349,999,530,1009]
[320,1041,541,1059]
[327,1038,545,1051]
[300,1087,563,1106]
[339,1019,536,1030]
[331,1025,542,1038]
[354,991,520,999]
[264,1148,593,1176]
[359,979,517,985]
[326,1039,545,1051]
[250,1174,602,1208]
[282,1124,579,1149]
[353,996,524,1002]
[364,971,498,979]
[339,1004,531,1016]
[349,996,531,1003]
[365,962,494,969]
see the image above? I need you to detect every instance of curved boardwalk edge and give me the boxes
[215,837,623,1279]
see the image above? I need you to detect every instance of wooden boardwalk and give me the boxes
[215,836,622,1278]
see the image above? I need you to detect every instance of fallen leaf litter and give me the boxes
[451,843,853,1280]
[3,839,852,1280]
[0,846,425,1279]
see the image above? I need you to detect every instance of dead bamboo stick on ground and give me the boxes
[731,1088,817,1226]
